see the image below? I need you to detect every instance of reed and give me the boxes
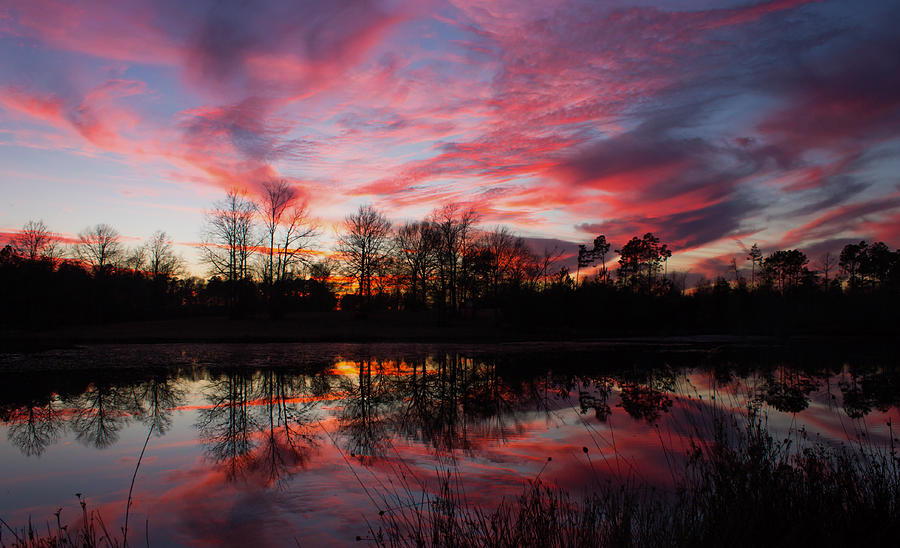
[368,410,900,547]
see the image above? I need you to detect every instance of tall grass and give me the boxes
[0,494,122,548]
[368,410,900,547]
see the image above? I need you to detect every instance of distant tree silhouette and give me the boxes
[575,235,609,285]
[394,220,439,309]
[820,251,837,289]
[592,235,611,283]
[201,189,257,283]
[76,223,123,274]
[146,230,182,280]
[764,249,809,293]
[259,180,317,285]
[124,244,147,272]
[481,226,529,301]
[337,204,392,306]
[747,243,763,288]
[199,190,258,313]
[840,241,867,289]
[616,233,671,294]
[862,241,894,286]
[836,240,900,290]
[12,219,59,262]
[257,181,317,317]
[430,204,479,314]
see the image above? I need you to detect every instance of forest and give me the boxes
[2,184,900,336]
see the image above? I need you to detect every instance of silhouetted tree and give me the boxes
[747,243,763,288]
[840,241,867,289]
[764,249,809,293]
[481,226,527,300]
[12,219,59,262]
[147,230,181,280]
[861,241,894,287]
[592,235,611,283]
[123,245,147,272]
[820,251,837,289]
[259,180,317,284]
[394,220,439,308]
[201,189,257,283]
[337,204,392,305]
[430,204,479,314]
[575,235,609,284]
[76,223,123,274]
[616,233,671,294]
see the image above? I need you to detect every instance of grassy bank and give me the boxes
[369,411,899,547]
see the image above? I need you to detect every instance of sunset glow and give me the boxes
[2,0,898,275]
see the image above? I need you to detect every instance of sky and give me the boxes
[1,0,899,277]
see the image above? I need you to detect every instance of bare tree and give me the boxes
[124,245,148,272]
[729,257,741,285]
[260,180,291,283]
[258,180,318,284]
[337,204,392,302]
[147,230,182,280]
[747,243,763,288]
[201,189,257,283]
[536,246,564,290]
[308,258,336,285]
[12,219,59,262]
[394,220,439,308]
[276,203,317,282]
[76,224,123,273]
[820,251,837,288]
[481,226,521,299]
[430,204,479,313]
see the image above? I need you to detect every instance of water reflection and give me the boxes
[0,368,188,454]
[5,396,63,456]
[196,369,321,485]
[2,350,899,460]
[0,344,898,544]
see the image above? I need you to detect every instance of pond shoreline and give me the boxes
[4,312,896,355]
[2,335,896,373]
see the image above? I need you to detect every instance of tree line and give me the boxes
[2,186,900,334]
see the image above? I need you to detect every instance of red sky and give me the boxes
[1,0,899,276]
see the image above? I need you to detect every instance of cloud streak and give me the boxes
[1,0,898,272]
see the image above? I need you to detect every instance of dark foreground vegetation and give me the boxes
[3,408,895,547]
[369,412,899,548]
[1,344,898,546]
[3,190,900,340]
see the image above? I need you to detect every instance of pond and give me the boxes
[0,342,897,546]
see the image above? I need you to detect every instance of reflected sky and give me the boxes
[1,344,897,546]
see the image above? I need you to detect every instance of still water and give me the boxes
[1,342,897,546]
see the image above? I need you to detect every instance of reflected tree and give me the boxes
[70,382,136,449]
[248,370,319,486]
[337,359,396,461]
[5,398,64,456]
[197,370,258,481]
[757,368,816,413]
[131,373,185,435]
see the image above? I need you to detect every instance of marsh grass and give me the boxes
[368,410,900,547]
[0,494,122,548]
[0,422,153,548]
